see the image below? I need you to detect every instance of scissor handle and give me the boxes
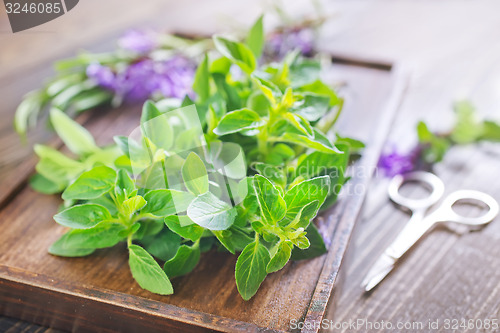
[433,190,500,226]
[388,171,445,211]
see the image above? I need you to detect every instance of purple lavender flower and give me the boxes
[265,27,315,60]
[86,55,196,103]
[86,63,116,90]
[118,30,157,54]
[378,145,420,177]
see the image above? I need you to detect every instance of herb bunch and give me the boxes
[32,17,362,300]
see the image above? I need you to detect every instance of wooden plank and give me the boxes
[0,57,402,332]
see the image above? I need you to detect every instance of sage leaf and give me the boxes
[235,240,270,300]
[54,204,111,229]
[128,244,173,295]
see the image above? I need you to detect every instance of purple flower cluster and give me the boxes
[265,27,315,60]
[378,145,421,177]
[118,30,157,54]
[86,56,196,102]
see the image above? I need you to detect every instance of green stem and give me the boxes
[127,234,132,247]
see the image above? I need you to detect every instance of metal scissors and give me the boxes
[362,171,499,292]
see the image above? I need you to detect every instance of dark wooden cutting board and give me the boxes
[0,54,406,333]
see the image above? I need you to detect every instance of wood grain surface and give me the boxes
[1,0,500,332]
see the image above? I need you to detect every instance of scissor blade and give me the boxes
[362,253,396,292]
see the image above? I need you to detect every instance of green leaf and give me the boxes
[235,240,270,300]
[34,145,84,185]
[141,100,162,124]
[182,152,209,195]
[291,94,331,122]
[50,108,98,155]
[29,173,64,194]
[187,192,236,230]
[271,131,341,154]
[283,176,330,224]
[417,121,450,163]
[213,109,264,136]
[284,113,314,137]
[297,80,340,107]
[212,227,253,254]
[54,204,111,229]
[142,189,195,217]
[289,58,321,87]
[123,195,147,216]
[247,15,264,58]
[252,163,286,188]
[253,175,286,224]
[252,76,282,107]
[62,165,117,200]
[141,111,174,151]
[267,240,293,273]
[14,90,44,137]
[283,200,319,229]
[213,36,256,75]
[163,243,201,278]
[450,101,484,144]
[212,73,242,111]
[128,244,173,295]
[116,169,135,196]
[72,89,112,112]
[164,215,205,242]
[481,120,500,141]
[49,222,126,255]
[290,224,327,260]
[143,229,181,262]
[193,54,210,102]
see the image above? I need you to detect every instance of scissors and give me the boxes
[362,171,499,292]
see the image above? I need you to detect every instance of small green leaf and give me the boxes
[164,215,204,242]
[141,100,162,124]
[297,80,340,107]
[123,195,147,216]
[291,94,331,122]
[247,15,264,58]
[187,192,236,230]
[50,108,98,155]
[267,240,293,273]
[271,130,341,154]
[142,189,195,217]
[116,169,135,195]
[193,54,210,102]
[49,222,126,255]
[235,240,270,300]
[14,90,44,137]
[213,36,256,75]
[54,204,111,229]
[290,224,327,260]
[128,244,173,295]
[253,175,286,224]
[143,229,181,262]
[182,152,209,195]
[481,120,500,141]
[283,176,330,224]
[163,243,201,278]
[213,109,264,136]
[141,111,174,151]
[29,173,64,194]
[62,166,117,200]
[252,76,282,107]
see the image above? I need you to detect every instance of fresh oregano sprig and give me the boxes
[33,16,363,300]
